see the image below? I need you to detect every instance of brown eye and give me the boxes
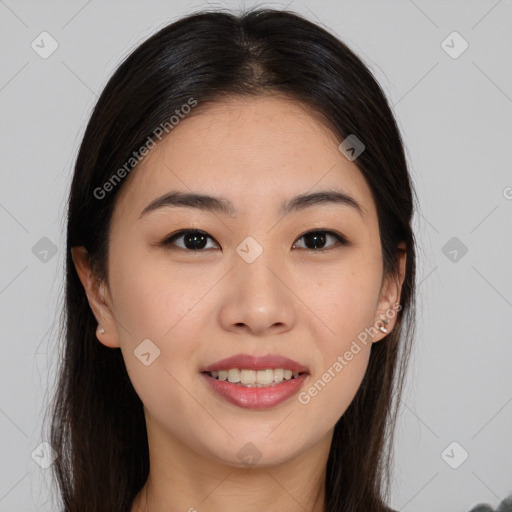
[162,229,219,251]
[293,230,349,251]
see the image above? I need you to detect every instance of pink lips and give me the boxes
[200,353,309,373]
[200,353,310,410]
[201,372,309,409]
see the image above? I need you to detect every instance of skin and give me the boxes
[72,94,406,512]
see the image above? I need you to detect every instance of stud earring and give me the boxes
[97,325,106,334]
[378,319,389,334]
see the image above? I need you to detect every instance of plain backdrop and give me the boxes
[0,1,511,511]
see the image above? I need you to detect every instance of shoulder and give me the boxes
[468,494,512,512]
[384,494,512,512]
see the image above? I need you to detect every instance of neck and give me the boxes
[131,412,332,512]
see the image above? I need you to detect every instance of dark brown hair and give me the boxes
[45,7,417,511]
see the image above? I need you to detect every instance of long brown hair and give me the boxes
[45,7,417,511]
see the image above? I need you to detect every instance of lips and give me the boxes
[200,353,309,374]
[201,372,309,409]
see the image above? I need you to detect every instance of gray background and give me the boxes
[1,0,511,511]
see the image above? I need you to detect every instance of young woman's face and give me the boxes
[81,95,404,468]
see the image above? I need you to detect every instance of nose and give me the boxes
[217,248,298,337]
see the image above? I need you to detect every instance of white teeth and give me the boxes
[273,368,284,382]
[256,369,274,385]
[207,368,304,387]
[240,369,256,385]
[227,369,240,383]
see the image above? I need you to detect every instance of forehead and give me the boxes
[111,95,376,225]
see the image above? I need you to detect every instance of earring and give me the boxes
[97,325,106,334]
[378,319,389,334]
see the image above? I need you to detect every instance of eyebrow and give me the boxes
[138,189,365,220]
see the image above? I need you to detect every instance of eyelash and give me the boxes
[160,229,349,253]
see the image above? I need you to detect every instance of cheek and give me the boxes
[107,255,207,406]
[111,258,207,427]
[304,257,382,346]
[299,258,380,419]
[301,344,372,432]
[300,274,376,427]
[109,249,209,341]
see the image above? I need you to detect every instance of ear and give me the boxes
[372,242,407,343]
[71,246,121,348]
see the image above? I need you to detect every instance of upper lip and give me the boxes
[201,353,309,373]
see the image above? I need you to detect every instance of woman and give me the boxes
[47,7,418,511]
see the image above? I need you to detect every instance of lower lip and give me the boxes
[201,372,309,409]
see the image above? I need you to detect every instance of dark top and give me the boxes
[386,494,512,512]
[468,494,512,512]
